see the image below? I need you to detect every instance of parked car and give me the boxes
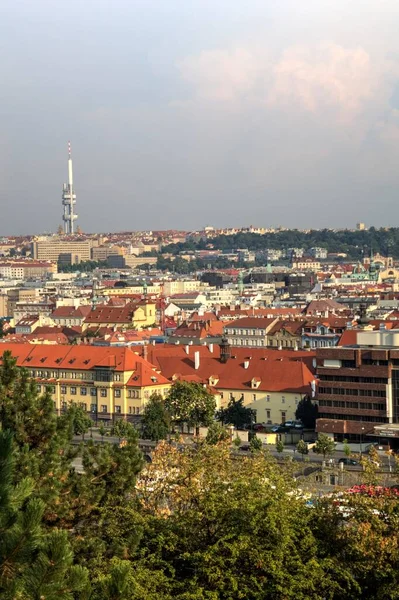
[338,458,359,466]
[270,425,285,433]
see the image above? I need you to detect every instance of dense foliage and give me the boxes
[3,350,399,599]
[58,260,108,273]
[162,227,399,259]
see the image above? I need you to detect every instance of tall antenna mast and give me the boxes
[61,141,78,234]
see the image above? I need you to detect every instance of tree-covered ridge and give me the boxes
[163,227,399,259]
[2,349,399,598]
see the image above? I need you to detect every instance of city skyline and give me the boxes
[2,1,399,235]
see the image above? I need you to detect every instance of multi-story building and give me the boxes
[308,247,328,259]
[31,238,99,264]
[6,289,41,318]
[291,259,321,271]
[83,300,157,330]
[0,343,171,423]
[147,344,315,425]
[224,317,278,347]
[0,260,57,279]
[315,330,399,445]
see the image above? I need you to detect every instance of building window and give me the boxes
[100,389,107,398]
[80,387,87,396]
[129,407,133,414]
[46,385,55,394]
[60,385,67,394]
[90,404,97,413]
[266,395,270,402]
[101,405,107,413]
[37,385,41,393]
[114,389,121,398]
[114,373,121,382]
[61,401,67,410]
[79,403,87,411]
[70,387,77,395]
[253,394,256,401]
[267,410,271,419]
[90,388,96,397]
[115,405,121,414]
[282,396,285,404]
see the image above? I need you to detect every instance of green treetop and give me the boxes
[164,380,216,435]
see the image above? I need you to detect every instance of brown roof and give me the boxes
[224,317,277,329]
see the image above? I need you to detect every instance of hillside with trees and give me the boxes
[163,227,399,259]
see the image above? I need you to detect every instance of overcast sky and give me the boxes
[2,0,399,234]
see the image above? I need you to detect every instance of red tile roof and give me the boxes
[0,343,159,374]
[146,345,316,394]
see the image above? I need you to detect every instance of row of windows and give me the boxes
[58,385,120,398]
[318,400,385,411]
[319,375,387,384]
[30,370,122,382]
[318,387,386,398]
[318,413,389,423]
[227,329,267,336]
[60,402,141,415]
[230,339,266,347]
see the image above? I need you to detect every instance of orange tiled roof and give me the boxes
[146,345,316,394]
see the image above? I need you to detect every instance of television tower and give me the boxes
[62,141,78,234]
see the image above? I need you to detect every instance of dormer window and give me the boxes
[251,377,261,389]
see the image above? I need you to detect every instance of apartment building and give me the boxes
[224,317,278,347]
[0,343,170,423]
[31,238,99,263]
[315,330,399,444]
[0,261,57,279]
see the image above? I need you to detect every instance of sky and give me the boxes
[2,0,399,234]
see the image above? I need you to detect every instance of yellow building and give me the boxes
[147,345,316,426]
[83,300,157,330]
[0,343,171,423]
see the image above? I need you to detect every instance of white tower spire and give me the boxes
[62,141,78,234]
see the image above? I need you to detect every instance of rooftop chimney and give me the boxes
[194,351,200,370]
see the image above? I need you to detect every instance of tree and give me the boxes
[343,438,351,458]
[99,423,107,441]
[141,393,170,442]
[360,446,380,486]
[216,396,255,429]
[250,434,263,453]
[0,430,89,599]
[165,381,216,435]
[112,419,134,441]
[296,439,309,461]
[314,433,336,459]
[295,396,318,429]
[205,422,230,445]
[136,440,344,599]
[69,404,92,440]
[276,439,284,453]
